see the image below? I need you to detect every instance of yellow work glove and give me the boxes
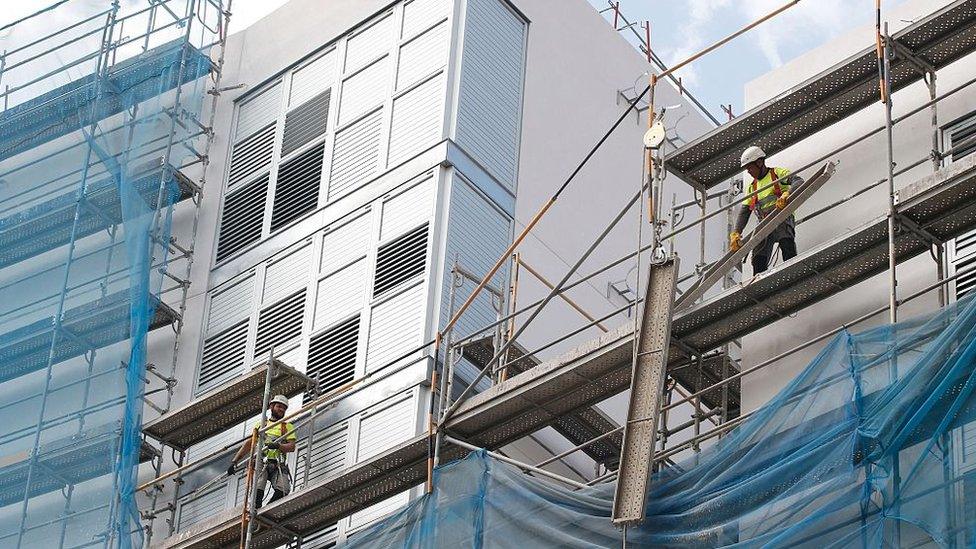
[729,232,742,252]
[775,190,790,210]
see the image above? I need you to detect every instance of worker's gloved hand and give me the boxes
[730,232,742,252]
[775,190,790,210]
[265,441,280,451]
[227,463,236,476]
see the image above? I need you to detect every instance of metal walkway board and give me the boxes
[666,0,976,189]
[143,359,312,451]
[612,259,677,525]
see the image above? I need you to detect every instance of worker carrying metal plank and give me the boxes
[228,394,297,508]
[730,145,805,274]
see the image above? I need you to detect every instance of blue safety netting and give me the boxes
[349,294,976,548]
[0,1,215,547]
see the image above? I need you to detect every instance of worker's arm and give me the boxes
[227,437,253,475]
[734,204,750,235]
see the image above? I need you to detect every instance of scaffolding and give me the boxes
[0,0,227,547]
[144,0,976,547]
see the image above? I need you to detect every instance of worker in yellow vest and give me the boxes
[228,394,297,508]
[730,146,805,274]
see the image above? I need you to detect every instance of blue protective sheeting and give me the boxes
[349,295,976,548]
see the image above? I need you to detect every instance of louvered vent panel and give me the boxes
[388,73,444,167]
[396,22,448,90]
[344,14,393,72]
[228,123,275,188]
[339,58,390,126]
[301,523,339,549]
[321,214,370,275]
[315,259,366,331]
[380,178,433,240]
[177,484,228,532]
[956,229,976,299]
[216,176,268,262]
[271,143,324,231]
[236,83,282,141]
[255,290,306,358]
[329,110,382,200]
[264,244,312,305]
[366,283,425,373]
[374,223,428,297]
[402,0,449,39]
[357,394,414,461]
[296,422,348,486]
[197,320,248,394]
[307,315,359,401]
[950,120,976,161]
[290,50,336,107]
[282,90,330,157]
[207,276,254,335]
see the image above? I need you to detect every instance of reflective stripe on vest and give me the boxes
[748,168,785,212]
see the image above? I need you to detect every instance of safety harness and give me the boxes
[748,168,784,212]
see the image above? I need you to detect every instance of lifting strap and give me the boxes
[748,167,784,211]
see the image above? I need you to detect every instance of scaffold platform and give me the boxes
[666,0,976,189]
[143,360,314,451]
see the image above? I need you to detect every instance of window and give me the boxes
[945,112,976,300]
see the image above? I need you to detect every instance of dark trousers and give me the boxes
[752,236,797,274]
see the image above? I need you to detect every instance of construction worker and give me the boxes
[228,394,297,508]
[730,146,805,274]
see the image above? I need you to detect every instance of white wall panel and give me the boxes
[236,83,282,141]
[329,109,383,200]
[455,0,525,189]
[396,21,448,90]
[314,258,367,331]
[178,485,228,531]
[297,421,348,486]
[290,49,336,107]
[366,283,425,373]
[339,58,390,126]
[402,0,450,39]
[321,213,371,275]
[357,393,415,461]
[276,344,303,370]
[264,244,312,305]
[207,275,255,334]
[344,13,394,72]
[388,73,445,168]
[380,177,433,241]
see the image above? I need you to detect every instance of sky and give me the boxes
[1,0,910,123]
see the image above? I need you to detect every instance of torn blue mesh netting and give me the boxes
[349,294,976,548]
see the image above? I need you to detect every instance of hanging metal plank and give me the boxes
[612,258,678,526]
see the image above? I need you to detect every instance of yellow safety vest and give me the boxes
[254,420,296,461]
[742,167,791,215]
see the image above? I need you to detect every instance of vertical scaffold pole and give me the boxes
[243,350,276,549]
[882,25,897,325]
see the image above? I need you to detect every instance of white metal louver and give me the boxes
[295,421,348,486]
[271,143,324,231]
[315,259,366,331]
[321,213,371,275]
[396,21,448,90]
[329,110,383,200]
[401,0,450,40]
[339,58,390,126]
[373,223,428,296]
[197,320,249,394]
[356,393,415,462]
[380,177,433,241]
[227,123,275,188]
[366,282,425,373]
[455,0,526,189]
[216,175,268,262]
[388,73,445,167]
[300,522,340,549]
[306,315,359,401]
[948,114,976,162]
[236,83,282,142]
[282,90,331,158]
[264,244,312,305]
[290,49,336,108]
[947,113,976,300]
[207,275,255,335]
[344,13,393,73]
[254,289,307,358]
[177,484,228,531]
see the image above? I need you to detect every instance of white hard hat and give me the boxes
[740,145,766,167]
[269,395,289,407]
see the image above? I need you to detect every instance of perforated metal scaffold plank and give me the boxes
[666,0,976,189]
[157,155,976,549]
[612,259,677,525]
[0,161,196,269]
[143,360,312,451]
[0,290,178,383]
